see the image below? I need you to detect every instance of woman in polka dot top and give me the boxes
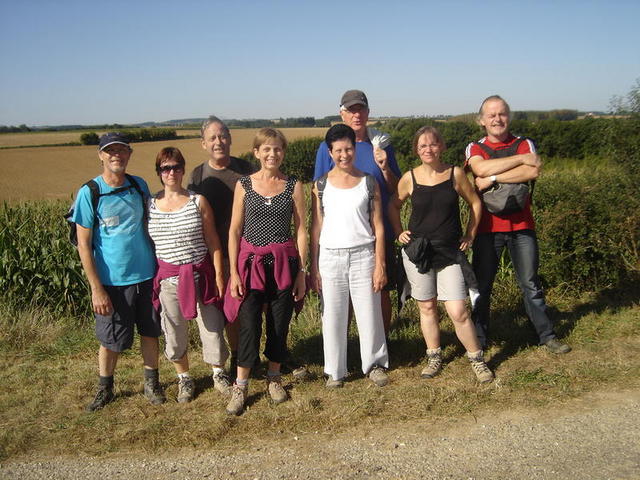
[224,128,308,415]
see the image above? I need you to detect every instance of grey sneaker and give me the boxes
[213,371,232,396]
[368,366,389,387]
[86,385,114,412]
[226,383,248,416]
[544,338,571,354]
[177,377,195,403]
[326,376,344,388]
[421,348,443,379]
[266,375,288,403]
[467,351,494,383]
[144,377,166,405]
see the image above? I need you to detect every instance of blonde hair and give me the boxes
[252,127,288,151]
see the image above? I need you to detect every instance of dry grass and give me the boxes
[1,291,638,461]
[0,127,327,202]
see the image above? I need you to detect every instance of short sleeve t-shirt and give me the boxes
[188,156,256,255]
[71,175,156,286]
[465,135,536,234]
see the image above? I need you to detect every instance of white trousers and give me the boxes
[319,243,389,381]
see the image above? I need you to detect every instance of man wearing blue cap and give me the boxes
[72,132,165,411]
[313,90,401,335]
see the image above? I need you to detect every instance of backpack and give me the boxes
[316,173,376,216]
[473,137,535,216]
[64,174,146,246]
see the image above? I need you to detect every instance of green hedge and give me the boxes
[1,161,638,315]
[534,166,640,292]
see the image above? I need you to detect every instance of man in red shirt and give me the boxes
[465,95,570,354]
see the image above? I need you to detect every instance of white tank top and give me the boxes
[319,176,375,249]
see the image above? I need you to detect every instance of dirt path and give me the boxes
[3,388,639,480]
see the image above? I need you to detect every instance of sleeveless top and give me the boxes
[148,192,208,265]
[319,176,375,249]
[240,175,296,265]
[407,167,462,247]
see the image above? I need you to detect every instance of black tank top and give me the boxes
[407,167,462,246]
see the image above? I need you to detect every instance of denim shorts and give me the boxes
[95,279,161,352]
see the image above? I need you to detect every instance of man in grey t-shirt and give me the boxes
[188,116,255,376]
[188,116,255,253]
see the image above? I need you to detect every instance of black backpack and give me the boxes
[473,137,535,216]
[64,174,146,246]
[316,173,376,216]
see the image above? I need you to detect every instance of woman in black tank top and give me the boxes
[389,126,493,383]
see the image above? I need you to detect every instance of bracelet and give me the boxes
[490,175,497,183]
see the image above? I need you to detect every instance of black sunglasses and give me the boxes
[158,164,184,174]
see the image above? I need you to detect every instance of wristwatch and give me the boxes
[490,175,497,184]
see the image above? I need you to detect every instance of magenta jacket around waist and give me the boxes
[152,254,221,320]
[223,238,299,323]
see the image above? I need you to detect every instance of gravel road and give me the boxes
[3,388,638,480]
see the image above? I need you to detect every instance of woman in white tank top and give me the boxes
[310,124,389,388]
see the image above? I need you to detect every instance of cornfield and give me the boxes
[0,201,89,315]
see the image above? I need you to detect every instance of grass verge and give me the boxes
[0,288,638,461]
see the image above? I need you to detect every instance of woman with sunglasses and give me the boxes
[148,147,230,403]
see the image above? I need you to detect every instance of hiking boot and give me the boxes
[292,365,310,381]
[467,351,494,383]
[86,385,114,412]
[144,377,166,405]
[177,377,195,403]
[213,371,232,396]
[368,366,389,387]
[544,338,572,354]
[226,383,248,416]
[266,375,288,403]
[421,348,443,379]
[325,376,344,389]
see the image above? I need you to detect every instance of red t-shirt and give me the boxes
[465,135,536,234]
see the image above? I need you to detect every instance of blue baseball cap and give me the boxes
[98,132,131,151]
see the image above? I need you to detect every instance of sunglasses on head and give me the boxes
[158,164,183,174]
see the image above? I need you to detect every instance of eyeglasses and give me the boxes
[158,164,184,174]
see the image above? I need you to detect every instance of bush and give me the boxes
[79,132,99,145]
[281,136,323,182]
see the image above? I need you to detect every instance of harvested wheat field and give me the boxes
[0,127,326,202]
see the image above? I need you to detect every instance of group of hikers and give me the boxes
[70,90,571,416]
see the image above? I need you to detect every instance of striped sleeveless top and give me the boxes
[148,192,208,265]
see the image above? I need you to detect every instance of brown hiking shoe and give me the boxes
[266,375,288,403]
[226,383,248,415]
[421,348,443,379]
[467,351,494,383]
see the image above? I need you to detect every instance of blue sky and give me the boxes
[1,0,639,126]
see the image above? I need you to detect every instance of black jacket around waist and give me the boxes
[403,236,478,291]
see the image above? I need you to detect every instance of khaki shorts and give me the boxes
[401,250,468,301]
